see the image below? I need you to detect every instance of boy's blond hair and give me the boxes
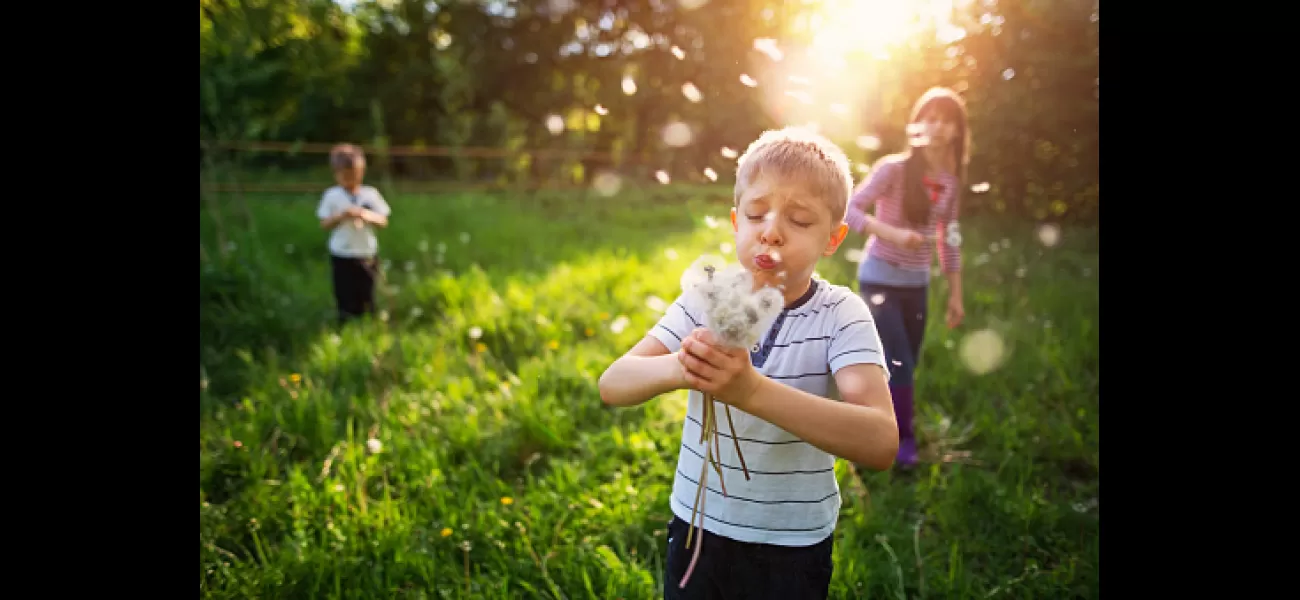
[329,143,366,170]
[733,127,855,224]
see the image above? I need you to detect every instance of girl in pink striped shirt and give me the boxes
[843,87,970,468]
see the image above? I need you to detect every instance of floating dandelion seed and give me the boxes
[856,135,881,150]
[609,315,630,334]
[645,295,668,312]
[677,0,710,10]
[719,242,733,254]
[703,167,717,181]
[870,293,886,305]
[545,114,564,135]
[946,223,962,247]
[468,327,483,340]
[720,147,738,159]
[665,248,679,260]
[739,73,758,87]
[681,82,703,103]
[676,255,785,588]
[594,104,609,115]
[655,170,671,184]
[752,37,784,60]
[959,329,1008,375]
[592,171,623,197]
[366,438,382,454]
[622,75,637,95]
[971,182,991,193]
[784,90,813,104]
[704,215,719,229]
[1037,224,1061,247]
[845,248,864,263]
[671,45,686,59]
[662,122,693,147]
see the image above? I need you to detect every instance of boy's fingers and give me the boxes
[682,340,722,370]
[680,350,718,380]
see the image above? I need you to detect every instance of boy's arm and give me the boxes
[740,363,897,470]
[359,189,390,228]
[598,295,698,407]
[316,191,355,230]
[598,336,686,407]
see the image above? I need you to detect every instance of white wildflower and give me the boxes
[366,438,383,454]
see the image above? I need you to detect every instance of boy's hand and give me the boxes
[342,205,365,218]
[679,329,762,409]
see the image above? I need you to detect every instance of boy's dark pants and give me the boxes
[330,254,378,323]
[663,516,833,599]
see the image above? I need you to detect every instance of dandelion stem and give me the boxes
[680,466,708,589]
[686,445,709,550]
[723,405,751,480]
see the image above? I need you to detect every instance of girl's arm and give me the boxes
[843,160,897,234]
[844,160,918,246]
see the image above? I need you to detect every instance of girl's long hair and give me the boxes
[899,87,970,226]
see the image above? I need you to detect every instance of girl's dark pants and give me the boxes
[663,516,834,599]
[859,282,929,465]
[330,254,378,323]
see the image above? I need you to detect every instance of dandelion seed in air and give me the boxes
[870,293,886,305]
[1037,224,1061,247]
[704,215,719,229]
[671,45,686,59]
[655,170,671,184]
[971,182,991,193]
[665,248,679,260]
[592,171,622,197]
[545,114,564,135]
[703,167,717,181]
[468,327,483,340]
[366,438,383,454]
[622,75,637,95]
[609,315,630,334]
[720,147,738,159]
[719,242,732,254]
[681,82,703,103]
[739,74,758,87]
[662,122,693,147]
[594,104,608,115]
[856,135,881,151]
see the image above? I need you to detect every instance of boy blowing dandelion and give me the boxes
[599,127,898,599]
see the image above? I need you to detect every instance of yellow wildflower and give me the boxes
[441,528,453,537]
[289,373,302,384]
[475,343,487,353]
[500,497,514,506]
[547,340,559,350]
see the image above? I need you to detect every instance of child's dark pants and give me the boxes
[859,282,929,466]
[663,516,833,599]
[330,254,378,323]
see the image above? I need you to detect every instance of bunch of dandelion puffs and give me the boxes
[676,254,786,587]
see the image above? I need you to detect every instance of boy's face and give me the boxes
[333,164,365,190]
[731,174,849,304]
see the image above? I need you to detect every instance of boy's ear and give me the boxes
[730,207,738,232]
[824,222,849,256]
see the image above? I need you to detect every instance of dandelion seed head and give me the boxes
[592,171,623,197]
[366,438,382,454]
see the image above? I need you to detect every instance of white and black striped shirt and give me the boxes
[649,277,888,547]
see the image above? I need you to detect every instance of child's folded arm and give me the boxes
[740,364,897,470]
[598,336,686,407]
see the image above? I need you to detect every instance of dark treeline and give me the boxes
[200,0,1098,223]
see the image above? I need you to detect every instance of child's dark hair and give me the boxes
[899,88,970,226]
[329,143,366,170]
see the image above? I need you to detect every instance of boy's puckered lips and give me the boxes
[753,253,778,270]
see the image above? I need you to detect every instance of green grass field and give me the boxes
[199,185,1099,599]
